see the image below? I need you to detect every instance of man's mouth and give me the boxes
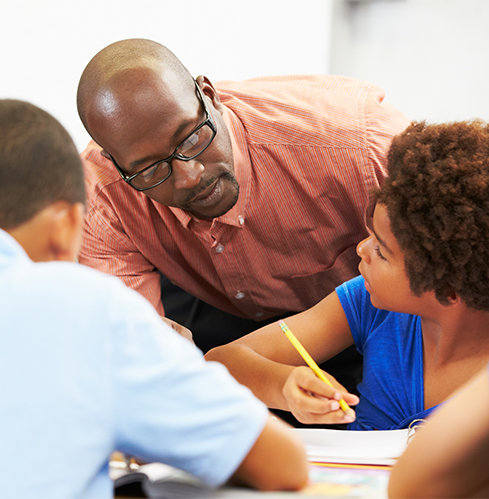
[190,178,222,207]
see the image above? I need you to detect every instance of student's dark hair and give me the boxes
[0,100,85,229]
[376,120,489,311]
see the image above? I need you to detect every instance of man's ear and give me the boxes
[49,201,86,262]
[196,75,223,114]
[100,149,112,161]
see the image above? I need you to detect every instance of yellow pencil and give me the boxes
[278,320,354,417]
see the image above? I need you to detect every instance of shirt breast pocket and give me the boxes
[289,245,360,310]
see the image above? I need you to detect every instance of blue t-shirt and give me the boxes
[336,276,437,430]
[0,229,268,498]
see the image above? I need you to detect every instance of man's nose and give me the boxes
[171,158,204,190]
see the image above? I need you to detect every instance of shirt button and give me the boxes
[238,216,244,225]
[235,291,245,300]
[216,244,224,253]
[255,312,264,319]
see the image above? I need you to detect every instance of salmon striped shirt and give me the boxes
[79,74,410,320]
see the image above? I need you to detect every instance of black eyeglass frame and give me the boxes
[108,79,217,192]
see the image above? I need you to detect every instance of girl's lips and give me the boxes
[359,266,372,293]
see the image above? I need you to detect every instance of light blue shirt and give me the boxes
[0,229,268,498]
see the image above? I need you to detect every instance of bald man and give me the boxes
[77,39,410,425]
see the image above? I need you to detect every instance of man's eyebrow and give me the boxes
[127,119,194,171]
[371,225,394,255]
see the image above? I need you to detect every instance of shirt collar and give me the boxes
[167,105,252,230]
[0,228,29,264]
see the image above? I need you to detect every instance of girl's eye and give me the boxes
[375,245,387,261]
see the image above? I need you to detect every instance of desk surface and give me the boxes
[112,427,403,498]
[114,462,391,498]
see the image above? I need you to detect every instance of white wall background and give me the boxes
[0,0,332,152]
[1,0,489,152]
[330,0,489,124]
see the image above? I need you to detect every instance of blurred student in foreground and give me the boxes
[206,120,489,431]
[0,99,308,498]
[389,366,489,498]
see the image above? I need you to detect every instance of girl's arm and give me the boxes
[205,291,359,425]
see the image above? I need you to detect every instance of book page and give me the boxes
[292,428,410,465]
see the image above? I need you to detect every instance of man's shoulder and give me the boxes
[80,140,122,193]
[215,74,390,147]
[79,141,151,220]
[215,74,378,101]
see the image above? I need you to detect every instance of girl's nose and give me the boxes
[356,234,372,264]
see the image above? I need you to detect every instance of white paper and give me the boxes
[292,428,410,465]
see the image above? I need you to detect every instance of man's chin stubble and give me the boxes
[185,172,240,219]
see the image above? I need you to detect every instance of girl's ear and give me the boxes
[445,291,462,307]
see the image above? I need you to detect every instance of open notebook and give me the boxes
[293,428,411,466]
[111,428,413,497]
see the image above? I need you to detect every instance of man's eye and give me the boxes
[140,164,158,181]
[181,130,204,154]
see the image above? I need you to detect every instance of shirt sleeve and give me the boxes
[79,145,165,315]
[107,282,268,487]
[335,275,378,355]
[363,84,411,185]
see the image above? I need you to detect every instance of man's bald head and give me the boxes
[76,39,238,219]
[77,39,195,142]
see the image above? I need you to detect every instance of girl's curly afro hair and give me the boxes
[376,120,489,311]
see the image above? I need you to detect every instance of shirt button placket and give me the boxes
[212,237,246,307]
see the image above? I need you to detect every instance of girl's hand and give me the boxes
[283,366,359,425]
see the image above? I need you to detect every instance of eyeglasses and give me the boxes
[108,80,217,191]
